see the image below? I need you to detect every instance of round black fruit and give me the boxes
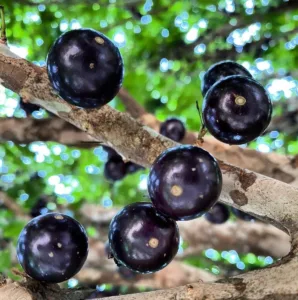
[203,75,272,145]
[17,213,88,283]
[47,29,123,108]
[201,60,252,96]
[104,157,126,181]
[30,196,48,218]
[148,145,222,221]
[231,207,255,221]
[205,203,230,224]
[109,202,179,273]
[160,118,186,142]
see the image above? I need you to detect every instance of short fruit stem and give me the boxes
[0,6,7,45]
[195,125,207,146]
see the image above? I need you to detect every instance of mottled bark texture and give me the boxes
[0,117,93,145]
[1,117,298,188]
[80,205,290,259]
[1,45,298,299]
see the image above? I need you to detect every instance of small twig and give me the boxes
[195,101,207,146]
[0,6,7,45]
[11,268,30,280]
[0,191,28,218]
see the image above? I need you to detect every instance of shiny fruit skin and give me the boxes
[17,213,88,283]
[47,29,123,108]
[160,118,186,142]
[231,207,255,221]
[201,60,252,96]
[148,145,222,221]
[109,202,179,274]
[104,157,126,181]
[205,203,230,224]
[203,75,272,145]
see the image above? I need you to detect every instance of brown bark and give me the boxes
[80,205,290,259]
[1,43,298,299]
[0,117,297,189]
[77,253,216,289]
[118,91,298,187]
[0,117,93,145]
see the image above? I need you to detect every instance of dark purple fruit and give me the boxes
[203,75,272,145]
[19,98,40,115]
[17,213,88,283]
[205,203,230,224]
[125,162,145,174]
[47,29,123,108]
[201,60,252,96]
[148,145,222,221]
[109,202,179,273]
[160,118,186,142]
[30,196,48,218]
[231,207,255,221]
[104,157,126,181]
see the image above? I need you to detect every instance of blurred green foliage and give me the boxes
[0,0,297,286]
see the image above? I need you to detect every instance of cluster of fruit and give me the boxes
[15,28,271,283]
[108,144,222,274]
[106,61,272,274]
[103,117,185,181]
[201,61,272,145]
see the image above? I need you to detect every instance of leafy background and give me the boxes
[0,0,297,293]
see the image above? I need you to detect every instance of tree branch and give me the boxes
[0,117,94,145]
[80,204,290,259]
[1,44,298,232]
[1,43,298,299]
[1,115,298,188]
[0,191,27,217]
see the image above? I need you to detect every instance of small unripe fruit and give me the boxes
[160,118,186,142]
[104,157,126,181]
[205,203,230,224]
